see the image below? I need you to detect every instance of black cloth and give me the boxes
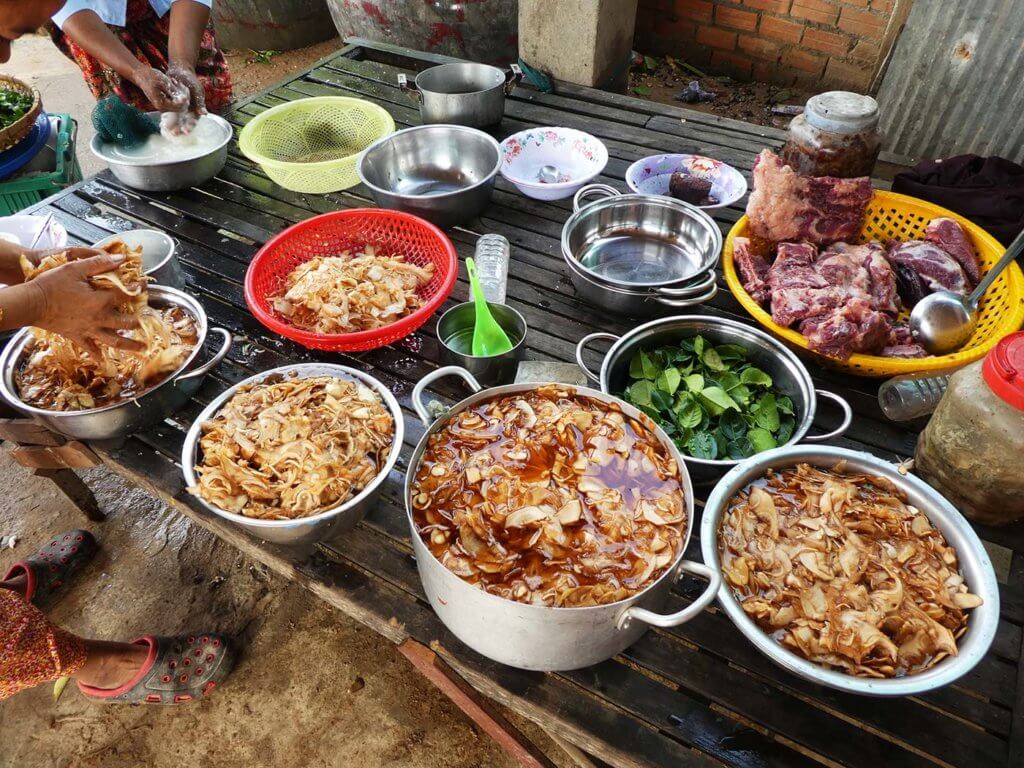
[892,154,1024,245]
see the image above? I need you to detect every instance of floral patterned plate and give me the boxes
[625,153,748,210]
[500,127,608,201]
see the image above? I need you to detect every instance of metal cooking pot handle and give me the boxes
[654,283,718,306]
[804,389,853,442]
[174,328,231,385]
[412,366,483,426]
[574,331,619,383]
[397,73,422,102]
[572,183,620,213]
[504,63,523,95]
[654,271,718,297]
[616,560,721,630]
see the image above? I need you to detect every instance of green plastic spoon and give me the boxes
[466,258,514,356]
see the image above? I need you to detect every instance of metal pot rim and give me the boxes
[0,285,209,419]
[404,374,697,615]
[564,251,716,298]
[561,191,723,290]
[591,315,819,467]
[90,113,231,168]
[699,444,1001,696]
[356,124,502,201]
[414,62,506,95]
[181,363,405,529]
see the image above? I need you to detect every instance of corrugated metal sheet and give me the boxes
[877,0,1024,162]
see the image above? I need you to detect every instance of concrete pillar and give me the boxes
[518,0,639,91]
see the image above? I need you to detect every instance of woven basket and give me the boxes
[238,97,394,193]
[0,75,42,153]
[722,190,1024,377]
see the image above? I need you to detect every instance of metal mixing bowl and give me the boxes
[575,315,852,484]
[701,444,1000,696]
[90,113,231,192]
[0,286,231,441]
[93,229,184,290]
[356,125,501,228]
[181,363,404,547]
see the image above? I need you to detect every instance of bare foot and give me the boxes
[74,640,151,690]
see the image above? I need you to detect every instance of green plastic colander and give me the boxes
[238,97,395,193]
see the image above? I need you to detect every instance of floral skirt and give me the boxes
[0,587,86,701]
[50,0,233,113]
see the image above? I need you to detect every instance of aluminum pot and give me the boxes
[575,315,852,484]
[436,301,527,386]
[90,113,231,192]
[701,444,1000,696]
[357,125,501,228]
[405,365,720,671]
[0,286,231,441]
[398,63,522,127]
[182,363,404,547]
[565,253,717,317]
[564,184,723,290]
[93,229,185,290]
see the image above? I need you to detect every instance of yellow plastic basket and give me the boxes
[238,97,395,193]
[722,190,1024,377]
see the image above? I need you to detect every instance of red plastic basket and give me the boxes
[245,209,458,352]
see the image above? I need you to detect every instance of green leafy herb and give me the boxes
[620,334,796,461]
[0,88,33,130]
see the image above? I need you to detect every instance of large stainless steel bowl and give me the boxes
[0,286,231,441]
[356,124,501,228]
[701,444,1000,696]
[90,113,231,192]
[182,363,404,547]
[405,366,720,671]
[575,315,852,484]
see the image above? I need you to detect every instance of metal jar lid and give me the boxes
[805,91,879,134]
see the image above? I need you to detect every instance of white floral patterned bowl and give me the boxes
[500,127,608,201]
[626,153,748,209]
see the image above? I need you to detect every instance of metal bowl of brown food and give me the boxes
[404,365,720,671]
[182,363,404,546]
[0,286,231,441]
[700,444,999,696]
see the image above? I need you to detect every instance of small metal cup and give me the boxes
[436,302,527,386]
[93,229,185,290]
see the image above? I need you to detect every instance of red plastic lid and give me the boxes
[982,332,1024,411]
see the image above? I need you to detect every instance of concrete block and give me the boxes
[519,0,639,90]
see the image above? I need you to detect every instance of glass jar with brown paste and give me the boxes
[915,332,1024,526]
[780,91,882,178]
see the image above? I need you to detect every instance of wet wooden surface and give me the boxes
[27,39,1024,768]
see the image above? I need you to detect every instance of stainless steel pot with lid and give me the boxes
[398,62,522,128]
[405,365,720,671]
[0,286,231,441]
[700,444,999,696]
[575,315,852,484]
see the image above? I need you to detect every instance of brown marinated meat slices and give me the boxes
[718,463,982,678]
[411,386,688,608]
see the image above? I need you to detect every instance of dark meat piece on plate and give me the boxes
[745,149,873,245]
[925,217,980,284]
[669,173,712,205]
[732,236,771,306]
[887,240,971,296]
[799,298,892,360]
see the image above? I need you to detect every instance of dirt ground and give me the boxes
[629,56,811,129]
[0,35,570,768]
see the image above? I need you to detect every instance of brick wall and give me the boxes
[635,0,899,91]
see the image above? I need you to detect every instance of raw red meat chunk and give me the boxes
[732,237,771,307]
[746,150,872,246]
[925,217,980,284]
[800,298,892,360]
[886,240,971,296]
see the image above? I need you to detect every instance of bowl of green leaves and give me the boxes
[576,315,852,483]
[0,75,41,152]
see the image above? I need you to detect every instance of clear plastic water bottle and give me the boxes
[472,234,510,304]
[878,371,954,421]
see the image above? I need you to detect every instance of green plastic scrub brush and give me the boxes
[92,95,159,148]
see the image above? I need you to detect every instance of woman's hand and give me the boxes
[133,67,188,113]
[27,255,144,356]
[167,63,206,115]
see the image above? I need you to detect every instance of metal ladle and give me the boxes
[910,229,1024,354]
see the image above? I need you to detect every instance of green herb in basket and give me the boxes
[620,334,795,461]
[0,88,34,130]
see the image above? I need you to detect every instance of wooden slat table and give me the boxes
[24,39,1024,768]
